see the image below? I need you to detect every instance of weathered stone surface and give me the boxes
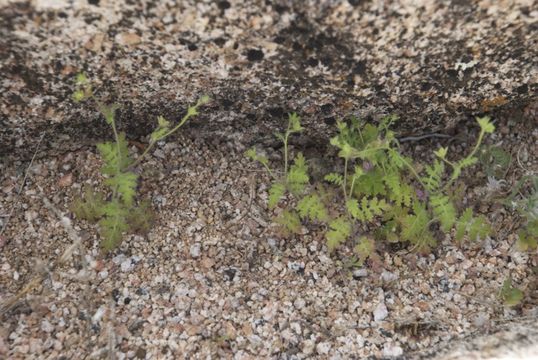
[0,0,536,160]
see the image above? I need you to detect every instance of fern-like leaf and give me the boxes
[126,200,155,235]
[346,197,388,222]
[355,237,375,265]
[422,160,444,192]
[454,208,491,242]
[384,172,412,207]
[98,103,121,126]
[97,132,132,174]
[454,208,473,241]
[500,277,523,307]
[477,116,495,134]
[451,157,478,182]
[245,147,269,167]
[150,115,171,142]
[70,187,105,222]
[268,182,285,209]
[400,202,435,249]
[326,217,352,251]
[275,210,301,235]
[104,172,138,206]
[324,172,343,186]
[517,220,538,251]
[296,194,328,222]
[287,152,309,194]
[430,194,457,232]
[99,200,129,252]
[387,148,407,169]
[352,169,386,196]
[288,112,303,133]
[468,215,490,241]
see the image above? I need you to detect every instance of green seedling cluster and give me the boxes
[506,175,538,251]
[247,113,494,264]
[71,73,209,252]
[499,276,524,307]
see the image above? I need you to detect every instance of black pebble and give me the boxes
[112,289,120,302]
[348,0,368,5]
[88,0,99,5]
[321,103,333,113]
[353,60,367,75]
[223,268,237,281]
[187,43,198,51]
[324,116,336,125]
[307,57,319,67]
[218,1,231,10]
[516,84,528,94]
[124,297,131,305]
[246,49,264,61]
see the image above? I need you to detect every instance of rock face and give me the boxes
[0,0,536,160]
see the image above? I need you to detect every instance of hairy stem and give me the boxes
[343,157,349,201]
[129,104,200,169]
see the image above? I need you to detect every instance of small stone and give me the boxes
[190,243,201,258]
[302,339,315,355]
[41,320,54,333]
[58,173,73,187]
[373,302,388,322]
[267,237,277,248]
[461,283,476,296]
[116,32,141,46]
[352,268,368,279]
[121,258,134,272]
[381,270,398,282]
[474,312,490,328]
[246,49,264,61]
[153,149,166,159]
[383,343,403,357]
[287,261,304,273]
[293,298,306,309]
[316,341,331,355]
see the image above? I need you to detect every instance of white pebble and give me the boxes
[41,320,54,333]
[190,243,201,258]
[121,258,133,272]
[381,270,398,282]
[353,268,368,278]
[294,298,306,309]
[302,339,315,355]
[383,343,403,357]
[374,302,388,321]
[316,341,331,355]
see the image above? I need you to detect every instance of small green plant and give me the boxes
[478,145,512,179]
[499,277,524,307]
[248,113,494,264]
[71,73,209,252]
[245,113,314,233]
[504,175,538,251]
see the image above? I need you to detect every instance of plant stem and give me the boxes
[387,148,426,188]
[110,115,122,200]
[343,157,349,201]
[129,106,199,170]
[442,128,486,191]
[284,129,290,177]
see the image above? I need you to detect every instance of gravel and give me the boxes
[0,130,536,358]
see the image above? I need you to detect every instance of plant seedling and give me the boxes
[71,73,209,252]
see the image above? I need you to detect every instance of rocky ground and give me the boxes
[1,0,537,359]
